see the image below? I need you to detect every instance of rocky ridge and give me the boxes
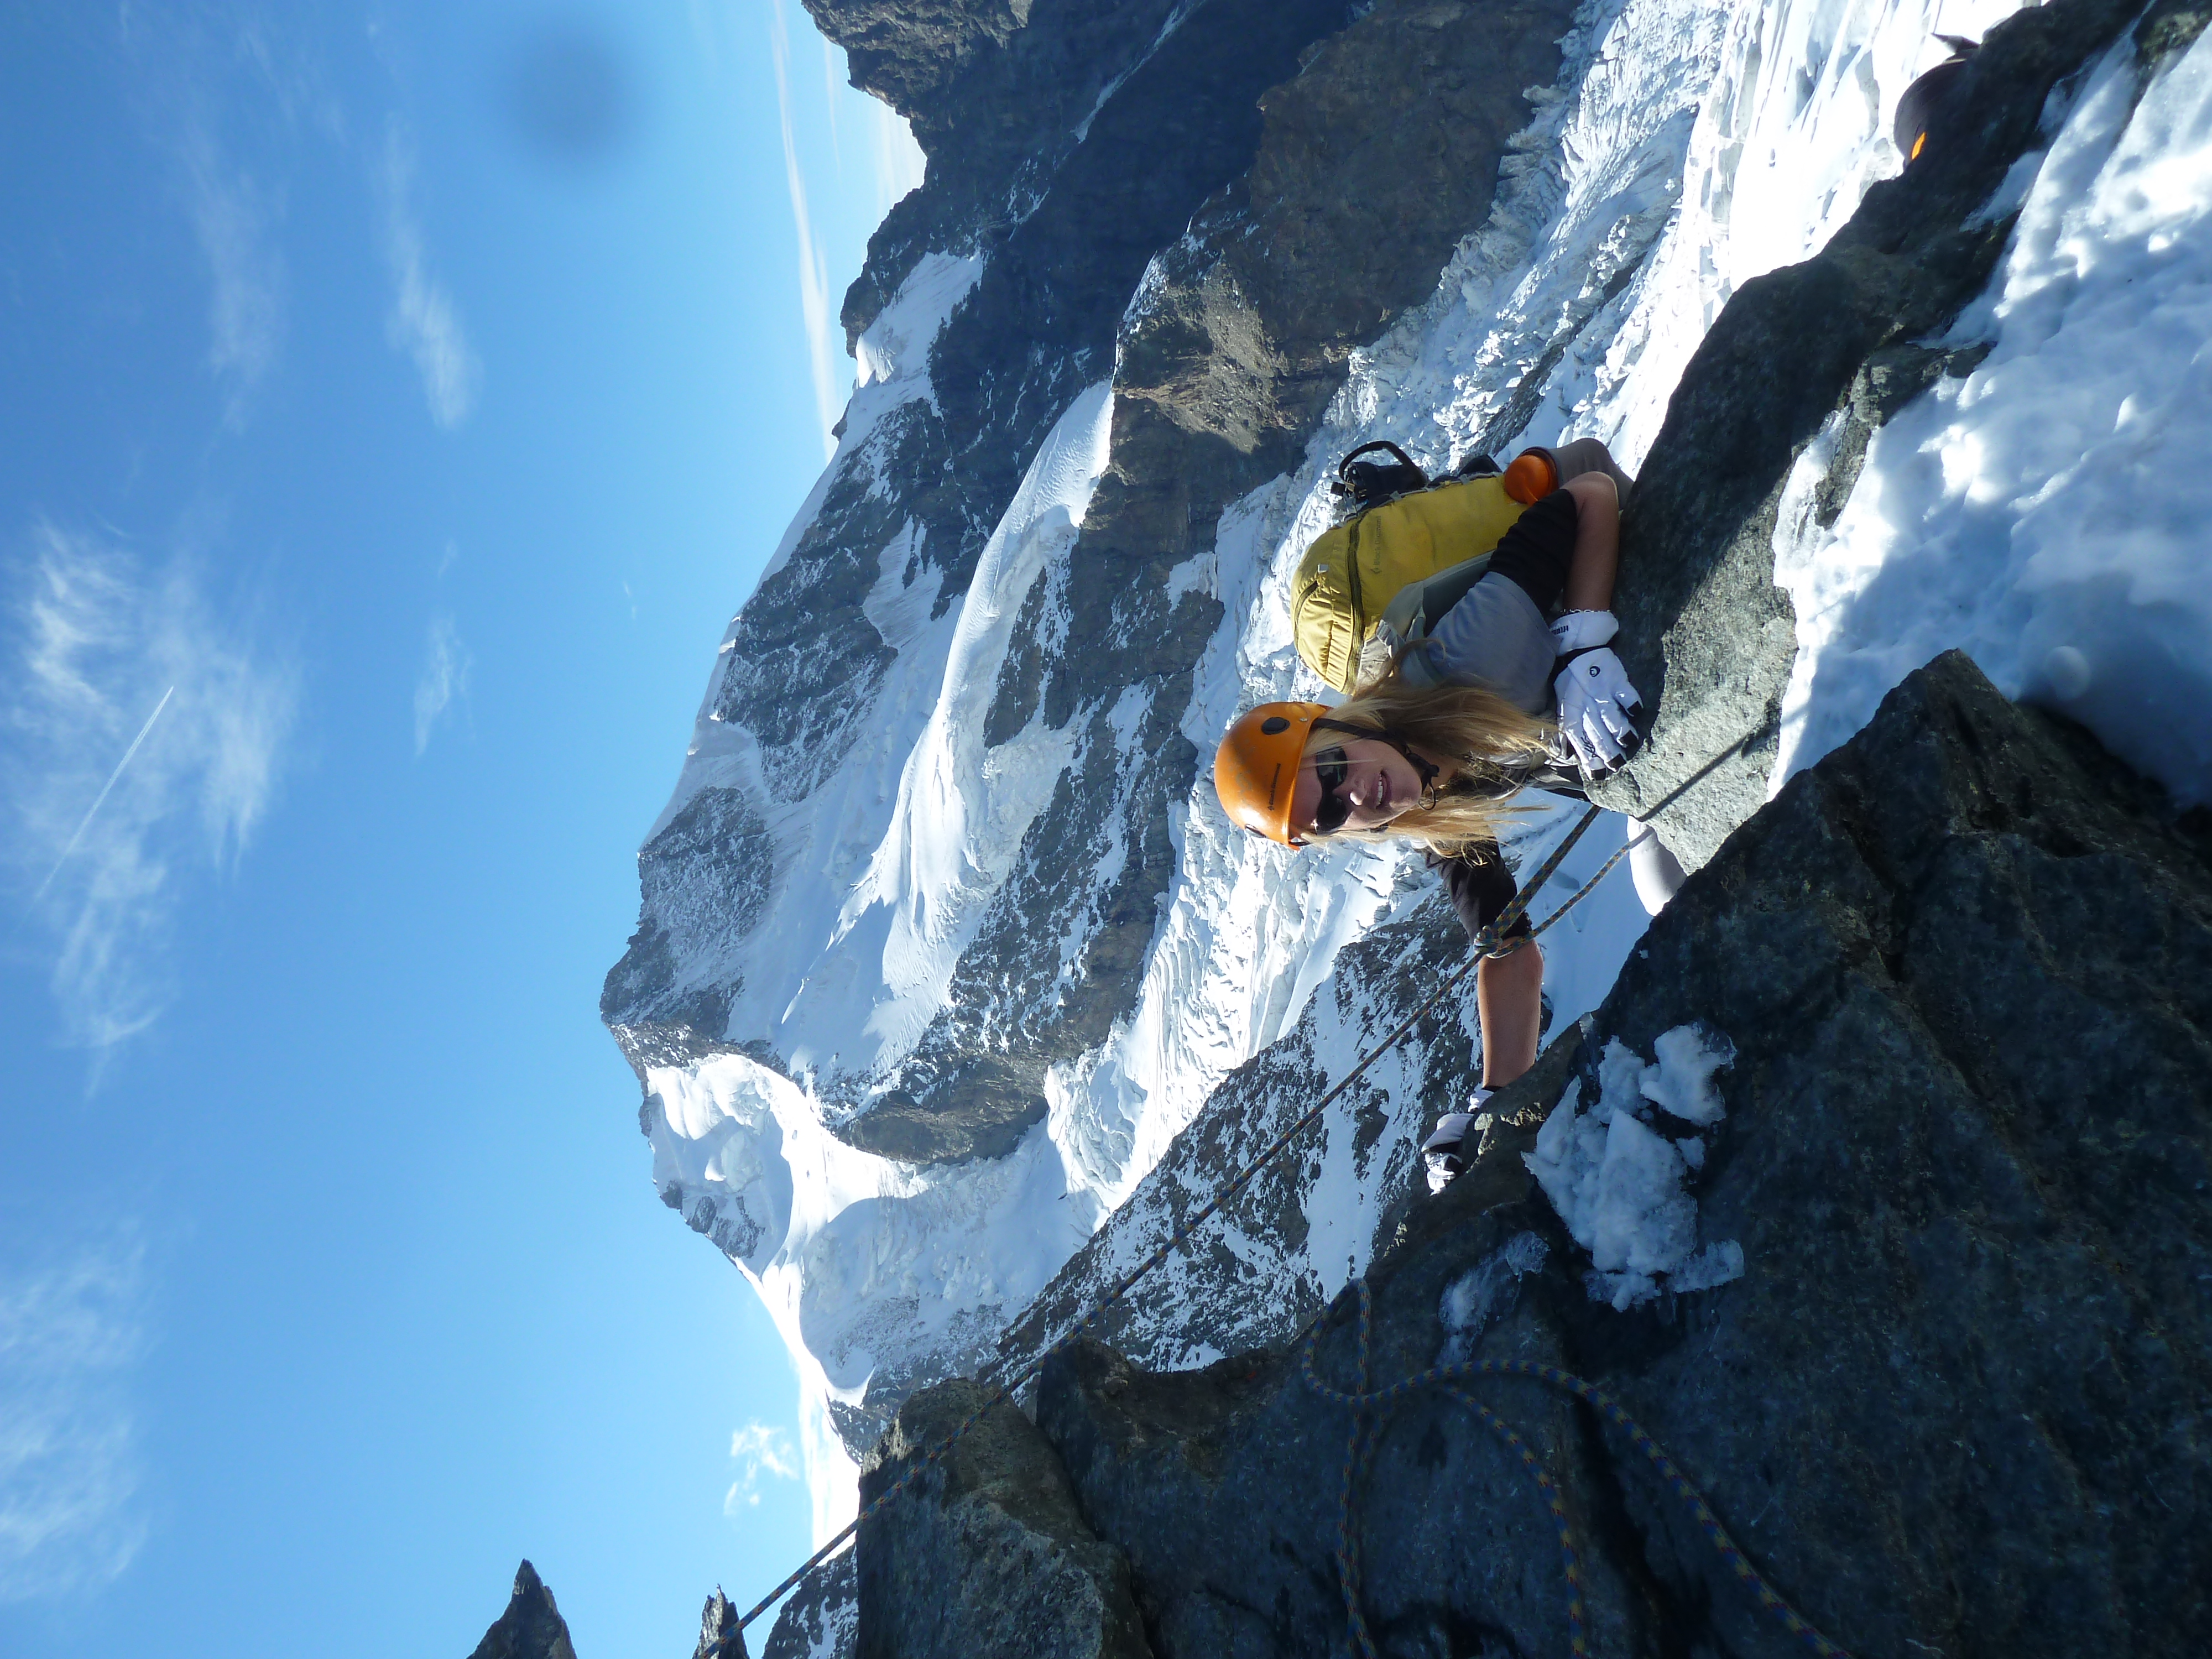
[863,652,2212,1657]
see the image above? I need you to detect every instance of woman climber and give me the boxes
[1213,459,1684,1190]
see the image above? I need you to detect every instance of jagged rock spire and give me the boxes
[467,1561,580,1659]
[692,1588,744,1659]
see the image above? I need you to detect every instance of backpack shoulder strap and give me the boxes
[1361,550,1495,686]
[1381,550,1494,643]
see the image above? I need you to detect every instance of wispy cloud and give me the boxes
[768,0,841,461]
[378,120,480,429]
[4,524,298,1050]
[724,1421,801,1512]
[821,32,843,171]
[34,686,174,904]
[0,1240,148,1603]
[413,612,470,756]
[176,123,287,421]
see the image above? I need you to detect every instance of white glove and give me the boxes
[1552,645,1646,780]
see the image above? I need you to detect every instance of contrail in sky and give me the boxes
[36,685,175,901]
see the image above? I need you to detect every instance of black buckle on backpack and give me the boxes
[1330,441,1429,509]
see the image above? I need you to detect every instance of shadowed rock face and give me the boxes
[1588,0,2206,869]
[468,1562,580,1659]
[854,1379,1152,1659]
[872,652,2212,1657]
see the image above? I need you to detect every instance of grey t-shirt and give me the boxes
[1394,487,1578,713]
[1400,572,1558,713]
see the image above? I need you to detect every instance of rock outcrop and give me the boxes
[692,1589,742,1659]
[855,1380,1152,1658]
[874,651,2212,1657]
[468,1561,580,1659]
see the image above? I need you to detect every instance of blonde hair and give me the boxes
[1302,662,1554,857]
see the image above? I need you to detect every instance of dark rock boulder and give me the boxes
[1590,0,2187,870]
[855,1379,1152,1658]
[468,1561,580,1659]
[1000,651,2212,1658]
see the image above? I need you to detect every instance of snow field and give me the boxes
[647,1050,1092,1540]
[1771,25,2212,805]
[831,380,1112,1066]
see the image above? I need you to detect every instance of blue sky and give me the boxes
[0,2,919,1652]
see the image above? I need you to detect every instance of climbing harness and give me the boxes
[716,803,1614,1647]
[1302,1279,1855,1658]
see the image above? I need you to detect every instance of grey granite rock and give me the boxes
[469,1561,580,1659]
[854,1379,1152,1659]
[1589,0,2186,872]
[1000,651,2212,1658]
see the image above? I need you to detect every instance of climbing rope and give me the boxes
[1302,1279,1855,1658]
[716,803,1616,1644]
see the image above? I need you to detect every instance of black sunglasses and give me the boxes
[1305,745,1353,837]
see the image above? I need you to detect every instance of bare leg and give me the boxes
[1626,816,1686,915]
[1477,942,1545,1088]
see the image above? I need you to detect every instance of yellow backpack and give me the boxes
[1290,445,1531,693]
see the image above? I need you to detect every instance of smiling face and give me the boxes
[1289,735,1427,839]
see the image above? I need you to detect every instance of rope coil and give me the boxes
[1301,1280,1854,1658]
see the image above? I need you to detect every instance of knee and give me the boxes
[1626,817,1686,916]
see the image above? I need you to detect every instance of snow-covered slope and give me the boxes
[608,0,2212,1568]
[1771,23,2212,797]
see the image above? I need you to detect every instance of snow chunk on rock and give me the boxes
[1524,1025,1743,1310]
[1641,1022,1735,1124]
[1436,1231,1548,1364]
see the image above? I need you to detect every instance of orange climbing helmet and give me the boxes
[1214,701,1328,847]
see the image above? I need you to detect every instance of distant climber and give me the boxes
[1214,438,1684,1191]
[1895,35,1980,166]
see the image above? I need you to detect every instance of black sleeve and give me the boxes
[1426,844,1533,946]
[1485,488,1577,614]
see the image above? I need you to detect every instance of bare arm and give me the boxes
[1476,942,1545,1088]
[1560,471,1621,614]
